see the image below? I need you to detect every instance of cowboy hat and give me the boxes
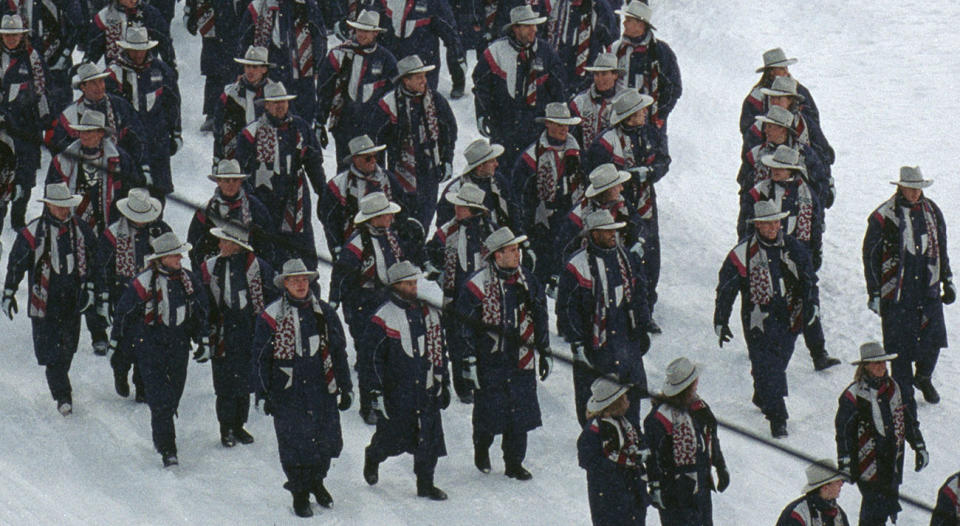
[802,459,847,494]
[116,188,162,223]
[386,260,422,285]
[118,27,159,51]
[502,5,547,33]
[610,90,654,125]
[262,81,297,102]
[759,75,805,101]
[584,209,626,231]
[851,341,898,365]
[661,357,701,397]
[38,183,83,208]
[208,159,248,182]
[586,377,630,414]
[890,166,933,189]
[346,10,386,32]
[0,14,29,34]
[747,200,790,223]
[760,145,806,172]
[756,47,798,73]
[394,55,436,83]
[145,232,191,261]
[70,110,110,133]
[614,1,656,30]
[273,258,318,288]
[234,45,274,67]
[72,63,111,89]
[754,105,795,130]
[444,182,488,211]
[341,134,387,164]
[210,222,254,252]
[354,192,402,224]
[585,164,631,198]
[483,227,527,255]
[535,102,582,126]
[461,139,505,176]
[584,52,625,74]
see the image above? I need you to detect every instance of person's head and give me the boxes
[475,157,498,178]
[243,64,268,84]
[81,77,106,101]
[664,378,699,408]
[899,185,923,204]
[117,0,137,9]
[454,204,476,221]
[78,129,105,149]
[769,94,794,110]
[1,14,28,50]
[763,122,788,145]
[770,167,793,182]
[493,243,521,270]
[401,72,427,94]
[391,278,418,299]
[622,16,647,38]
[818,479,844,501]
[355,28,377,46]
[265,99,289,119]
[126,48,149,65]
[755,219,781,241]
[593,69,619,92]
[602,392,630,417]
[590,228,617,249]
[862,360,887,379]
[46,203,72,221]
[218,238,243,257]
[624,106,648,127]
[511,23,537,45]
[160,253,182,270]
[367,213,394,229]
[544,121,569,142]
[284,275,311,299]
[586,377,630,420]
[216,177,244,197]
[599,183,623,203]
[352,152,379,174]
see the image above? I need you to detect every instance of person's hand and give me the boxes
[715,324,733,347]
[193,337,211,363]
[338,390,352,411]
[477,116,493,138]
[538,350,552,381]
[2,289,17,320]
[914,445,929,472]
[169,133,183,156]
[97,292,112,325]
[715,466,730,492]
[806,305,819,326]
[439,383,451,409]
[441,161,454,182]
[942,280,956,305]
[314,123,329,149]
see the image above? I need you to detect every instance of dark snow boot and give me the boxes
[234,427,255,444]
[93,340,109,356]
[505,463,532,481]
[292,492,312,517]
[220,427,237,448]
[474,447,491,474]
[162,453,179,467]
[57,400,73,416]
[915,376,940,404]
[312,481,333,508]
[770,420,788,439]
[135,388,146,404]
[360,406,379,425]
[114,369,130,398]
[199,117,215,133]
[812,351,841,371]
[363,449,379,485]
[417,479,448,501]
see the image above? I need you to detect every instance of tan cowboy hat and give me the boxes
[584,53,625,74]
[502,5,547,33]
[747,200,790,223]
[610,90,654,125]
[535,102,583,126]
[760,145,806,173]
[444,182,488,211]
[342,134,387,164]
[483,227,527,256]
[0,14,29,34]
[584,209,626,231]
[262,81,297,102]
[394,55,436,83]
[615,1,656,30]
[72,63,112,89]
[760,75,805,102]
[70,110,110,133]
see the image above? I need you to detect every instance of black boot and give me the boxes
[417,479,448,501]
[812,351,841,371]
[914,375,940,404]
[220,426,237,448]
[292,492,313,517]
[57,398,73,416]
[162,452,179,467]
[474,447,491,474]
[113,368,130,398]
[770,420,788,439]
[363,449,379,485]
[360,406,379,425]
[312,481,333,508]
[505,463,532,481]
[234,427,255,444]
[93,340,109,356]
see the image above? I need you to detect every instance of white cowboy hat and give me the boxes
[586,377,630,414]
[483,227,527,256]
[890,166,933,189]
[273,258,318,288]
[756,47,798,73]
[661,357,701,397]
[760,145,806,173]
[70,110,110,132]
[72,63,111,89]
[262,81,297,102]
[394,55,436,83]
[535,102,583,126]
[747,200,790,223]
[208,159,248,182]
[444,182,488,211]
[234,45,274,67]
[502,5,547,33]
[118,27,159,51]
[584,52,625,74]
[754,105,795,130]
[0,14,29,34]
[610,90,654,125]
[145,232,192,261]
[614,1,656,30]
[584,209,626,231]
[116,188,162,223]
[354,192,402,223]
[386,260,422,285]
[38,183,83,207]
[342,134,387,164]
[585,164,631,198]
[346,10,386,32]
[210,222,254,252]
[759,75,805,102]
[802,459,847,494]
[851,341,898,365]
[461,139,505,176]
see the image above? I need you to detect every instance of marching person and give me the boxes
[516,102,582,286]
[455,227,551,481]
[557,209,649,426]
[252,258,351,517]
[645,357,729,526]
[435,138,522,234]
[105,27,181,199]
[577,376,650,526]
[330,191,422,424]
[835,342,928,526]
[237,0,326,121]
[187,159,274,272]
[0,14,52,230]
[739,145,840,372]
[863,167,952,408]
[362,260,451,501]
[111,232,211,467]
[931,471,960,526]
[776,459,850,526]
[569,52,626,150]
[212,46,273,164]
[544,0,617,94]
[714,200,819,438]
[46,62,145,162]
[740,47,820,142]
[586,89,669,331]
[316,9,397,171]
[96,188,171,396]
[425,182,498,402]
[201,223,277,448]
[319,134,415,256]
[365,54,457,227]
[235,81,325,268]
[183,0,248,132]
[29,0,84,117]
[2,183,98,416]
[472,5,566,170]
[84,0,174,68]
[610,1,680,129]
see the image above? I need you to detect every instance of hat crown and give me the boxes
[621,0,652,22]
[665,357,697,387]
[216,158,244,176]
[464,139,494,165]
[753,199,783,219]
[588,377,626,411]
[762,47,789,66]
[858,341,887,361]
[771,145,801,166]
[612,90,652,117]
[78,110,106,128]
[150,232,184,254]
[543,102,573,121]
[763,105,794,127]
[263,81,290,99]
[44,182,75,202]
[484,227,520,253]
[589,163,621,187]
[768,75,799,95]
[386,260,420,284]
[455,183,486,207]
[124,188,154,213]
[215,221,250,244]
[355,9,380,27]
[75,63,105,83]
[899,165,924,183]
[589,52,619,70]
[509,5,543,24]
[280,258,310,276]
[125,26,150,44]
[348,134,377,155]
[243,45,269,63]
[1,14,26,31]
[396,55,427,77]
[584,209,619,230]
[358,192,393,215]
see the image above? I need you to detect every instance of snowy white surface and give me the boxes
[2,0,959,524]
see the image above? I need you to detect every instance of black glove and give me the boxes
[914,445,929,472]
[2,289,17,320]
[170,133,183,156]
[193,337,211,363]
[538,350,552,381]
[812,250,822,272]
[439,383,451,410]
[942,281,956,305]
[314,123,329,149]
[338,390,352,411]
[715,466,730,492]
[715,324,733,347]
[477,116,493,138]
[636,330,651,356]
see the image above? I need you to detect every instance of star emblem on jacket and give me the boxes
[750,304,768,333]
[279,366,293,389]
[254,165,275,191]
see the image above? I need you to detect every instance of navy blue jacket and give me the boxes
[611,31,681,126]
[585,124,670,216]
[931,472,960,526]
[737,139,830,205]
[544,0,617,94]
[426,213,497,303]
[776,493,850,526]
[435,170,522,234]
[739,80,821,143]
[1,41,52,176]
[578,416,649,526]
[186,187,275,271]
[184,0,249,76]
[253,293,351,465]
[213,77,269,161]
[85,1,175,67]
[316,40,397,138]
[739,176,824,262]
[95,217,172,301]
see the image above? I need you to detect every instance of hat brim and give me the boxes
[585,171,631,198]
[234,58,274,67]
[891,180,933,189]
[354,202,403,223]
[273,270,319,288]
[502,16,548,33]
[0,28,30,34]
[38,196,83,207]
[263,94,297,102]
[72,71,111,89]
[207,172,248,182]
[486,234,529,257]
[584,65,625,74]
[118,41,159,50]
[462,144,505,176]
[387,270,423,285]
[342,144,387,164]
[754,115,795,130]
[610,98,654,125]
[759,87,805,102]
[802,473,847,494]
[588,221,627,231]
[586,383,630,413]
[117,197,162,223]
[851,353,898,365]
[613,10,656,30]
[661,363,701,397]
[70,124,107,132]
[145,242,192,262]
[444,193,488,211]
[747,211,791,223]
[756,58,798,73]
[535,116,583,126]
[209,228,254,252]
[760,154,806,172]
[346,20,385,32]
[394,64,436,82]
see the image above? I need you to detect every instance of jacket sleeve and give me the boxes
[3,229,32,294]
[774,501,804,526]
[95,230,115,296]
[934,202,952,283]
[835,389,859,478]
[713,252,741,327]
[299,120,326,193]
[454,278,481,360]
[929,476,959,526]
[430,0,464,59]
[323,301,353,393]
[862,212,884,299]
[366,321,389,393]
[653,40,681,119]
[644,126,671,185]
[643,409,668,486]
[437,93,457,164]
[110,278,142,345]
[577,420,608,472]
[471,50,494,121]
[315,48,341,124]
[529,272,550,353]
[789,238,819,314]
[251,313,274,398]
[556,260,590,345]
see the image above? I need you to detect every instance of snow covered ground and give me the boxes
[1,0,959,524]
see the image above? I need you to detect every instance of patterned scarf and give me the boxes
[293,9,314,78]
[665,404,699,467]
[281,174,305,233]
[548,0,593,77]
[26,45,50,118]
[195,0,216,37]
[469,174,511,227]
[876,194,942,301]
[422,303,446,389]
[272,293,337,393]
[251,0,279,47]
[209,253,266,356]
[328,42,375,128]
[255,119,278,165]
[395,87,441,192]
[587,243,634,349]
[481,267,536,369]
[617,126,655,218]
[142,265,196,326]
[600,416,643,468]
[207,188,254,227]
[616,32,660,120]
[111,217,138,278]
[509,36,540,107]
[441,217,489,297]
[360,226,403,286]
[534,134,579,203]
[29,216,89,318]
[851,375,905,482]
[746,235,775,307]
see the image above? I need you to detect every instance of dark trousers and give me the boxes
[86,310,109,345]
[367,432,439,484]
[474,429,527,468]
[216,394,251,430]
[891,349,940,415]
[802,315,827,358]
[110,348,144,395]
[446,46,465,89]
[45,351,75,403]
[573,361,594,427]
[413,173,441,228]
[659,500,713,526]
[150,403,178,455]
[637,215,660,312]
[33,315,81,403]
[858,482,901,526]
[282,458,331,494]
[747,333,797,423]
